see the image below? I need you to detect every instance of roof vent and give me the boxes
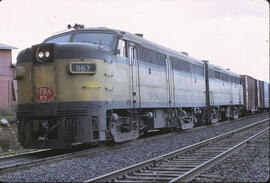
[181,52,188,56]
[227,68,230,71]
[135,33,143,37]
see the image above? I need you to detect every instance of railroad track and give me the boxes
[0,149,51,170]
[0,113,268,175]
[85,118,269,183]
[0,129,185,175]
[193,132,269,182]
[0,148,80,174]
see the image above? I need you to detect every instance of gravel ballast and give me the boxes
[0,113,269,182]
[193,132,269,182]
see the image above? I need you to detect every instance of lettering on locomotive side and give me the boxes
[36,86,54,102]
[73,63,95,72]
[148,92,166,101]
[69,62,96,74]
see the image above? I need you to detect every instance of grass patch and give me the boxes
[0,105,36,157]
[0,105,16,122]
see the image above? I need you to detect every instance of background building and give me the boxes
[0,43,17,108]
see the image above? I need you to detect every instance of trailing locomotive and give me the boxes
[15,25,269,149]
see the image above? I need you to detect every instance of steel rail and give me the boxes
[0,145,105,174]
[0,149,50,161]
[170,127,269,182]
[0,149,54,173]
[1,111,266,162]
[0,112,236,175]
[84,118,269,183]
[0,113,268,176]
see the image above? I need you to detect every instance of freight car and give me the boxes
[241,75,257,113]
[257,80,270,111]
[263,81,269,109]
[14,25,267,149]
[241,75,269,113]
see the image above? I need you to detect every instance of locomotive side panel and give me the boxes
[173,71,193,107]
[232,80,243,105]
[216,81,228,105]
[222,81,231,105]
[138,62,168,108]
[110,58,132,108]
[209,78,221,106]
[209,77,242,106]
[208,73,230,106]
[191,73,205,107]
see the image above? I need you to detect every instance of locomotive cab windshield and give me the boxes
[44,31,116,49]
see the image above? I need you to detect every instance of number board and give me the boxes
[70,62,96,74]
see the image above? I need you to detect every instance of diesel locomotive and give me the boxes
[14,25,269,149]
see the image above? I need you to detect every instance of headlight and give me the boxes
[35,44,53,63]
[44,51,50,58]
[38,51,44,58]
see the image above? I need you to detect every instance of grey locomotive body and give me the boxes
[15,27,265,149]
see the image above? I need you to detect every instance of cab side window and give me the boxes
[117,39,127,57]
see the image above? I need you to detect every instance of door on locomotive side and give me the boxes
[128,43,140,108]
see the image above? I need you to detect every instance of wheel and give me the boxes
[210,110,220,124]
[180,114,196,130]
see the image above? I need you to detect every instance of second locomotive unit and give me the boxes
[15,25,246,148]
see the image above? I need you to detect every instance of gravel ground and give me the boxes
[193,131,269,182]
[0,113,268,182]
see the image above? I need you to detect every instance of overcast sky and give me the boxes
[0,0,269,81]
